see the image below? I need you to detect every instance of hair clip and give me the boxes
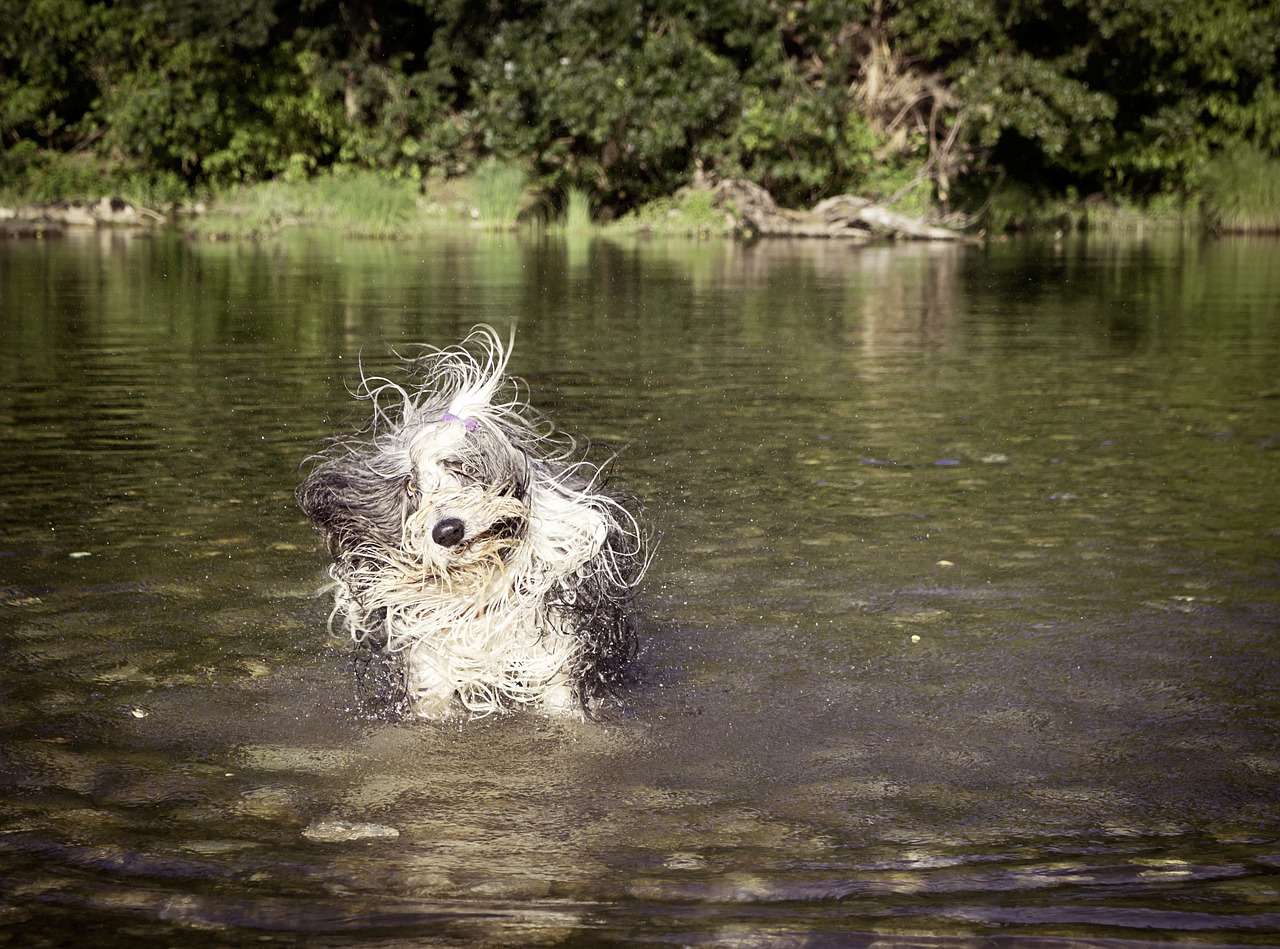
[439,412,479,431]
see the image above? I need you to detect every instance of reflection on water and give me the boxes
[1,229,1278,945]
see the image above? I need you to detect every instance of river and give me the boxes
[1,228,1277,946]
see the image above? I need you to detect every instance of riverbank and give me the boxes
[0,169,1220,242]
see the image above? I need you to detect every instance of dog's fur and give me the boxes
[297,327,648,719]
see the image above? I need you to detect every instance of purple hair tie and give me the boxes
[440,412,479,432]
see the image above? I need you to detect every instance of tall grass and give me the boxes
[317,171,418,237]
[560,186,594,232]
[189,181,299,238]
[1201,145,1280,233]
[471,159,528,230]
[193,170,425,238]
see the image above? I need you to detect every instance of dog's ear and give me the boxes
[298,449,410,552]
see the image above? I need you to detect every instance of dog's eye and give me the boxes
[405,477,416,497]
[442,458,478,485]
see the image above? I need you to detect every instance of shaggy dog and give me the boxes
[297,327,648,719]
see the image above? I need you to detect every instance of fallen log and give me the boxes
[712,178,974,242]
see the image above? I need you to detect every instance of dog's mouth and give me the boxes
[480,516,526,543]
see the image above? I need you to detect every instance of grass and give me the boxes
[560,186,594,233]
[471,159,528,230]
[607,187,731,237]
[318,171,419,237]
[192,180,302,239]
[1201,145,1280,233]
[192,170,436,239]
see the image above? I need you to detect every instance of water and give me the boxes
[0,229,1277,946]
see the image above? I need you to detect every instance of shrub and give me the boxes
[1200,145,1280,233]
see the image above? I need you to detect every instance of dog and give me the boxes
[297,326,649,719]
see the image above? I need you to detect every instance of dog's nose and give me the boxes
[431,517,466,548]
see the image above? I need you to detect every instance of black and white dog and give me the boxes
[298,327,648,719]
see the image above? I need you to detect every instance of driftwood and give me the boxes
[712,178,974,242]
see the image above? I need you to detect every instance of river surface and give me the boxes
[0,228,1277,947]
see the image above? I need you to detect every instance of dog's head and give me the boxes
[297,328,541,590]
[397,415,533,583]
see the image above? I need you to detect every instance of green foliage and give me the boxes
[464,2,742,209]
[1200,145,1280,233]
[334,67,467,178]
[0,0,125,184]
[714,79,880,207]
[893,0,1280,198]
[860,165,934,220]
[3,0,1277,222]
[608,187,730,237]
[0,149,191,208]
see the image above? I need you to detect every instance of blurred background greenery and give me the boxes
[2,0,1278,232]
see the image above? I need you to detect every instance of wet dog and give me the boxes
[297,327,648,719]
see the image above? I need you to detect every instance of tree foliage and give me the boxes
[2,0,1277,214]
